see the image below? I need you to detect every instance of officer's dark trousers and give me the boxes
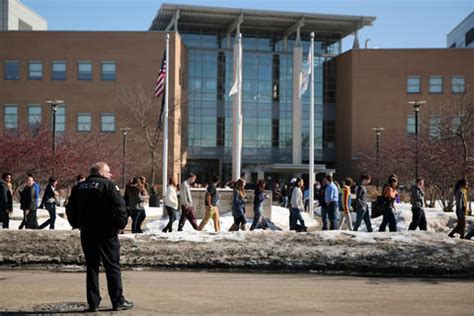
[80,233,125,309]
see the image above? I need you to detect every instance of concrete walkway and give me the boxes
[0,270,473,315]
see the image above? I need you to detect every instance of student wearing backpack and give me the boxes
[378,176,398,232]
[353,174,373,232]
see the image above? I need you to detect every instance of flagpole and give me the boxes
[309,32,315,218]
[232,32,243,181]
[162,33,170,198]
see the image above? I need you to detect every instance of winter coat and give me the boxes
[410,185,424,209]
[318,185,327,208]
[455,188,468,220]
[127,185,146,211]
[232,191,246,218]
[164,185,179,210]
[342,185,351,213]
[0,180,13,212]
[291,187,304,210]
[41,183,59,206]
[20,185,37,211]
[355,185,368,212]
[65,175,128,237]
[180,181,193,208]
[253,188,265,210]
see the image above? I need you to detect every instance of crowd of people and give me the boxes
[0,168,472,240]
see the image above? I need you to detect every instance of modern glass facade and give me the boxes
[181,30,338,180]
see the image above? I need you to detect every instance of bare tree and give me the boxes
[119,84,189,186]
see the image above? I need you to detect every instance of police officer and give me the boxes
[66,162,133,312]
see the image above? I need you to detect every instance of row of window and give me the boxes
[406,114,459,138]
[3,105,116,133]
[3,60,116,81]
[406,75,466,94]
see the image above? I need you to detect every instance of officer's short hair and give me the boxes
[90,162,108,175]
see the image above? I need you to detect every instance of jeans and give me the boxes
[353,206,373,232]
[0,211,9,228]
[408,207,427,231]
[290,207,306,231]
[131,209,146,233]
[327,202,338,230]
[229,215,246,231]
[379,207,397,232]
[81,233,125,309]
[39,203,56,229]
[162,206,178,233]
[281,197,288,208]
[321,205,328,230]
[339,211,353,231]
[250,205,267,230]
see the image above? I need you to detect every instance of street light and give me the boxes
[120,127,131,189]
[46,99,64,176]
[372,127,385,163]
[408,100,426,179]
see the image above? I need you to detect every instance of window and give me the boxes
[28,61,43,80]
[452,115,461,132]
[451,76,465,94]
[4,105,18,129]
[55,105,66,132]
[406,76,421,94]
[51,61,66,80]
[429,116,441,138]
[101,61,116,80]
[77,113,91,132]
[429,76,443,94]
[101,113,115,132]
[407,115,417,134]
[78,62,92,80]
[28,105,42,127]
[4,61,19,80]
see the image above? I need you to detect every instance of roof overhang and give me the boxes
[150,3,375,40]
[244,164,335,174]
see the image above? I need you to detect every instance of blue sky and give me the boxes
[22,0,473,51]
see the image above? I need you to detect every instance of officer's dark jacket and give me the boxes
[0,180,12,212]
[66,175,128,237]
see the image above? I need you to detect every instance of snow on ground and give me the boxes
[4,202,473,244]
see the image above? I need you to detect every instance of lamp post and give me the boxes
[408,100,426,179]
[372,127,385,163]
[120,127,131,189]
[46,99,64,176]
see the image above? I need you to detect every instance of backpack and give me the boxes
[371,196,385,218]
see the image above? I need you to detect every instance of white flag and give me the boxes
[229,35,242,96]
[298,49,312,98]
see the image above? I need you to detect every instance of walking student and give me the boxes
[339,178,354,231]
[353,173,373,232]
[66,162,133,312]
[162,177,179,233]
[0,172,13,229]
[198,176,221,232]
[229,178,247,231]
[178,173,199,231]
[448,179,469,239]
[39,177,60,229]
[379,176,398,232]
[20,175,38,229]
[318,178,329,230]
[290,178,307,232]
[324,175,339,230]
[408,178,427,231]
[250,179,268,231]
[128,177,148,233]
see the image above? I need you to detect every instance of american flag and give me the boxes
[155,51,166,97]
